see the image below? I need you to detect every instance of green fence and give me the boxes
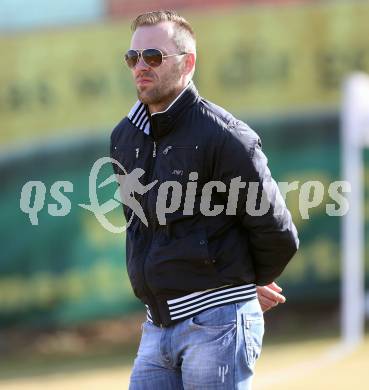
[0,112,368,328]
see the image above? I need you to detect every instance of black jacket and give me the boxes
[110,82,299,327]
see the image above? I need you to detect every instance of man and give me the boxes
[110,10,298,389]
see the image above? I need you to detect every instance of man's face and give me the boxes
[129,22,185,108]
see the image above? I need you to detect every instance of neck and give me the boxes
[148,82,189,114]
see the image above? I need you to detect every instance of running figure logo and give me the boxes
[79,157,157,233]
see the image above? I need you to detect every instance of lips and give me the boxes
[136,76,154,85]
[137,79,152,85]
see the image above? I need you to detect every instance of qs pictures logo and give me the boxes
[19,157,351,233]
[19,157,157,233]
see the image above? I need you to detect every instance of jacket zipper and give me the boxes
[140,142,198,326]
[140,139,163,326]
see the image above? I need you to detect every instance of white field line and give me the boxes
[254,342,357,389]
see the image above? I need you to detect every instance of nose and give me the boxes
[134,54,150,71]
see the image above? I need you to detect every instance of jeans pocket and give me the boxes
[242,309,264,366]
[191,304,237,329]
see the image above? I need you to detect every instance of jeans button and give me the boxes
[199,240,206,245]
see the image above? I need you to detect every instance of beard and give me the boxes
[136,63,182,108]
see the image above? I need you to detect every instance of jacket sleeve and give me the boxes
[213,120,299,286]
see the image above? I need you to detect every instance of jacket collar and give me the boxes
[127,81,199,139]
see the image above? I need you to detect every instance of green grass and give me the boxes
[0,321,368,389]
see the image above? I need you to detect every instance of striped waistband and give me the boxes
[145,283,257,323]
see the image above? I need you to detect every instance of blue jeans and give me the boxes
[129,298,264,389]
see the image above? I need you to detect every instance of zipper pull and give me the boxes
[153,141,157,157]
[135,148,140,159]
[163,145,172,155]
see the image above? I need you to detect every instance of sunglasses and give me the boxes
[124,48,188,69]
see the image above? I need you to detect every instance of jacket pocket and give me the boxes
[111,144,146,222]
[146,228,220,293]
[207,222,255,283]
[125,225,147,298]
[155,144,204,227]
[111,144,141,174]
[157,144,200,185]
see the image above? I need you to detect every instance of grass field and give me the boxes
[1,334,368,389]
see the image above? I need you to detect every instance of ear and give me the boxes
[184,52,196,76]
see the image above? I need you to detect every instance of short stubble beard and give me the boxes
[137,63,183,111]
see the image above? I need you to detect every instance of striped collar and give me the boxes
[127,101,151,134]
[127,81,198,139]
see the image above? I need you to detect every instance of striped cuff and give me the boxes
[145,304,153,323]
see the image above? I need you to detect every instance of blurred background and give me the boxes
[1,0,369,389]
